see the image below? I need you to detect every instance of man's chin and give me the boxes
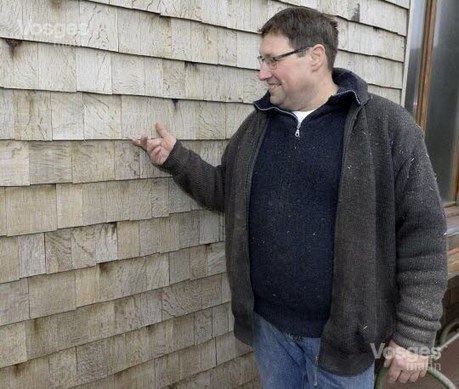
[270,97,289,110]
[269,95,280,106]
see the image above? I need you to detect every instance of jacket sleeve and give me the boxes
[392,124,448,352]
[161,140,227,212]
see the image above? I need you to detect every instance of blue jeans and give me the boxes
[252,312,374,389]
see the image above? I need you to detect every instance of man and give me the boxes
[133,7,447,388]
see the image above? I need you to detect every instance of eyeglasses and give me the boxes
[257,46,311,70]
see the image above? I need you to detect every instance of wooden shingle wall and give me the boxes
[0,0,409,387]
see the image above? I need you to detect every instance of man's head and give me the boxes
[260,7,338,71]
[257,7,339,111]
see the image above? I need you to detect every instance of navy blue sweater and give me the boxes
[249,91,356,337]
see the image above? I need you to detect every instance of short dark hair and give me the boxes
[260,7,338,70]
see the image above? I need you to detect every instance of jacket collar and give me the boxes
[254,68,370,113]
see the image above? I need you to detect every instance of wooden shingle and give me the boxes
[45,229,73,273]
[0,323,27,368]
[112,54,146,96]
[132,0,161,12]
[176,212,200,249]
[48,348,78,388]
[140,13,172,58]
[29,141,72,184]
[71,224,118,268]
[6,185,57,235]
[28,271,76,319]
[113,359,156,388]
[162,60,186,99]
[185,62,204,100]
[0,236,19,283]
[75,266,100,307]
[0,89,14,139]
[197,102,226,140]
[198,210,221,245]
[171,19,192,61]
[72,141,115,183]
[117,8,141,55]
[98,257,148,301]
[179,340,216,381]
[82,182,108,225]
[0,278,29,326]
[191,23,218,64]
[121,95,155,139]
[0,189,6,236]
[114,290,162,333]
[18,233,46,277]
[51,92,84,140]
[160,0,202,21]
[0,140,30,186]
[76,48,112,94]
[169,248,190,285]
[56,183,84,229]
[218,28,237,66]
[139,218,161,256]
[194,308,212,344]
[116,220,140,260]
[0,0,23,39]
[13,90,52,140]
[38,44,77,92]
[2,41,39,90]
[162,279,202,320]
[201,0,228,27]
[212,303,230,337]
[236,31,260,69]
[169,179,192,214]
[145,253,170,290]
[83,94,122,139]
[201,274,222,309]
[79,2,118,51]
[125,327,151,366]
[114,141,141,180]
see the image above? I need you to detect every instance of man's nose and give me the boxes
[258,66,272,81]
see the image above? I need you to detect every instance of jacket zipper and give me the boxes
[295,121,301,138]
[254,103,300,138]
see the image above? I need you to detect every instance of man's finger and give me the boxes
[397,370,412,384]
[387,365,402,384]
[146,139,162,153]
[408,370,421,382]
[383,356,393,368]
[132,136,148,148]
[155,122,170,139]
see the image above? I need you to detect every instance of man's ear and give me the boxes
[309,44,327,70]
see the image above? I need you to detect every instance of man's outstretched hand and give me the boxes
[132,123,177,165]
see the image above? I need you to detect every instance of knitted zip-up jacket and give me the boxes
[162,68,447,375]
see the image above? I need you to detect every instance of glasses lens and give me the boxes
[258,57,276,69]
[266,58,276,69]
